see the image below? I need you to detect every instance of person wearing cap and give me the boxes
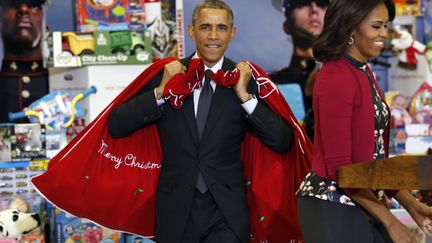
[269,0,328,140]
[0,0,50,123]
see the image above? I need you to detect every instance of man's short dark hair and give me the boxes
[192,0,234,27]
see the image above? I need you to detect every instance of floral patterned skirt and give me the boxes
[297,171,358,206]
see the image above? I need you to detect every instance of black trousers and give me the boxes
[180,190,242,243]
[297,196,393,243]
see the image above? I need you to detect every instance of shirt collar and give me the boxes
[343,53,367,71]
[192,52,224,73]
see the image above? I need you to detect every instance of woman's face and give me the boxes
[346,2,389,62]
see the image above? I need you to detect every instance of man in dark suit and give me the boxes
[108,1,293,242]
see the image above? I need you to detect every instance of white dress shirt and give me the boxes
[155,53,257,116]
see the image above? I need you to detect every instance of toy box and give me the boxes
[49,64,148,126]
[0,160,48,197]
[405,123,432,154]
[53,209,123,243]
[76,0,148,32]
[75,0,185,59]
[124,234,154,243]
[47,29,152,67]
[0,124,46,162]
[45,129,68,159]
[394,0,422,16]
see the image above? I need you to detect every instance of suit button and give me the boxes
[21,90,30,98]
[22,76,31,83]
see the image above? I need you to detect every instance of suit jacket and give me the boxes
[108,55,292,243]
[0,59,49,123]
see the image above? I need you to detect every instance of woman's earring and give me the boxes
[348,36,354,45]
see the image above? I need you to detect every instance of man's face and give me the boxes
[1,1,44,47]
[292,1,326,36]
[188,8,236,68]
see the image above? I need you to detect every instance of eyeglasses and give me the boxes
[285,0,330,9]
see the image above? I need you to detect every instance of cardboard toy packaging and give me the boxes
[48,64,148,125]
[124,234,154,243]
[73,0,185,60]
[405,123,432,154]
[76,0,147,32]
[0,124,46,162]
[47,30,152,67]
[52,208,123,243]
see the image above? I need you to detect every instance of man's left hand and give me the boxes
[234,62,252,102]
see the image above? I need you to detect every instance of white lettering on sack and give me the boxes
[98,140,161,170]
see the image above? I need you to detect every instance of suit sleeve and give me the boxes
[245,83,294,154]
[108,72,164,138]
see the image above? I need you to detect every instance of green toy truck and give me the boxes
[109,31,146,55]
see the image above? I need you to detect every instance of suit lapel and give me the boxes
[176,54,199,145]
[182,95,199,145]
[179,55,199,145]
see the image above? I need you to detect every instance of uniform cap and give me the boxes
[0,0,53,8]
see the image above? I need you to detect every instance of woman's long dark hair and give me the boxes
[313,0,395,62]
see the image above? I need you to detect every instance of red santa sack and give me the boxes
[32,58,175,237]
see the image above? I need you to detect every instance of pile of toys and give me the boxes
[387,82,432,155]
[48,30,152,67]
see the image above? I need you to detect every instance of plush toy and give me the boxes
[0,209,40,240]
[391,29,426,69]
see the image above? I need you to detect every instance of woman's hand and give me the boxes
[394,190,432,236]
[407,201,432,236]
[385,217,416,243]
[351,189,416,243]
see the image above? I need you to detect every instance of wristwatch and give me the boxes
[242,93,256,103]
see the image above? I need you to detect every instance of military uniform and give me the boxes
[269,54,317,140]
[269,54,316,112]
[0,59,49,123]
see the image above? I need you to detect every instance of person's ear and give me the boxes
[188,24,195,41]
[283,20,291,35]
[229,26,237,42]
